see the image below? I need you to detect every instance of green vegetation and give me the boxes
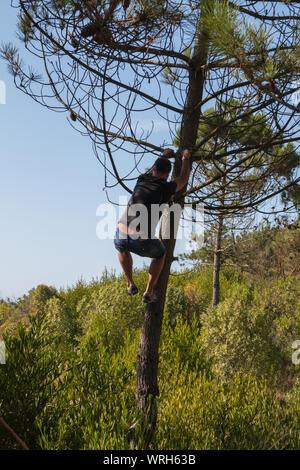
[0,222,299,450]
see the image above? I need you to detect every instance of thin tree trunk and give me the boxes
[135,0,211,446]
[135,236,176,446]
[212,215,224,307]
[136,234,176,408]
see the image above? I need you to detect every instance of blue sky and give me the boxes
[1,2,297,299]
[0,2,129,299]
[0,1,189,299]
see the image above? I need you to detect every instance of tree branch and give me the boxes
[19,1,183,115]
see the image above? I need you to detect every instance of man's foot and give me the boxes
[127,284,139,295]
[142,291,158,303]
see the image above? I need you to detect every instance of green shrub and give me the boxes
[37,331,140,450]
[0,314,61,449]
[79,277,145,354]
[59,278,101,314]
[0,285,58,338]
[1,268,299,450]
[165,284,190,326]
[155,371,300,449]
[159,317,212,381]
[200,278,300,382]
[165,266,244,326]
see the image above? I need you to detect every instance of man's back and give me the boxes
[119,172,177,238]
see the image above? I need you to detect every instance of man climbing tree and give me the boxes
[2,0,299,445]
[115,148,191,303]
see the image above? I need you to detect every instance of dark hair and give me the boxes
[153,157,172,174]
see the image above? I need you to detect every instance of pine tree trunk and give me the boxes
[136,236,176,409]
[135,0,211,446]
[212,215,223,307]
[135,237,176,447]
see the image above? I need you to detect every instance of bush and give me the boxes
[37,331,140,450]
[200,278,300,383]
[0,314,61,449]
[0,268,299,450]
[159,317,212,381]
[155,371,300,450]
[79,276,145,354]
[0,285,58,338]
[165,266,244,326]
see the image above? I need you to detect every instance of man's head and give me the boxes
[152,157,172,180]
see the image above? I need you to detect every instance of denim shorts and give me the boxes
[114,228,166,259]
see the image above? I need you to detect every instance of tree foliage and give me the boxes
[1,0,299,204]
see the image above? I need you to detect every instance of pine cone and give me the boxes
[81,22,100,38]
[96,26,112,44]
[71,37,79,48]
[81,21,112,44]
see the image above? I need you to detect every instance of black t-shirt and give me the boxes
[119,172,177,238]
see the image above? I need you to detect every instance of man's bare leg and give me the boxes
[145,254,166,295]
[118,251,136,289]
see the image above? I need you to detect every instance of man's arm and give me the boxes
[174,149,192,192]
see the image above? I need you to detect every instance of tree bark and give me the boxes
[136,224,178,402]
[135,237,176,446]
[212,214,224,307]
